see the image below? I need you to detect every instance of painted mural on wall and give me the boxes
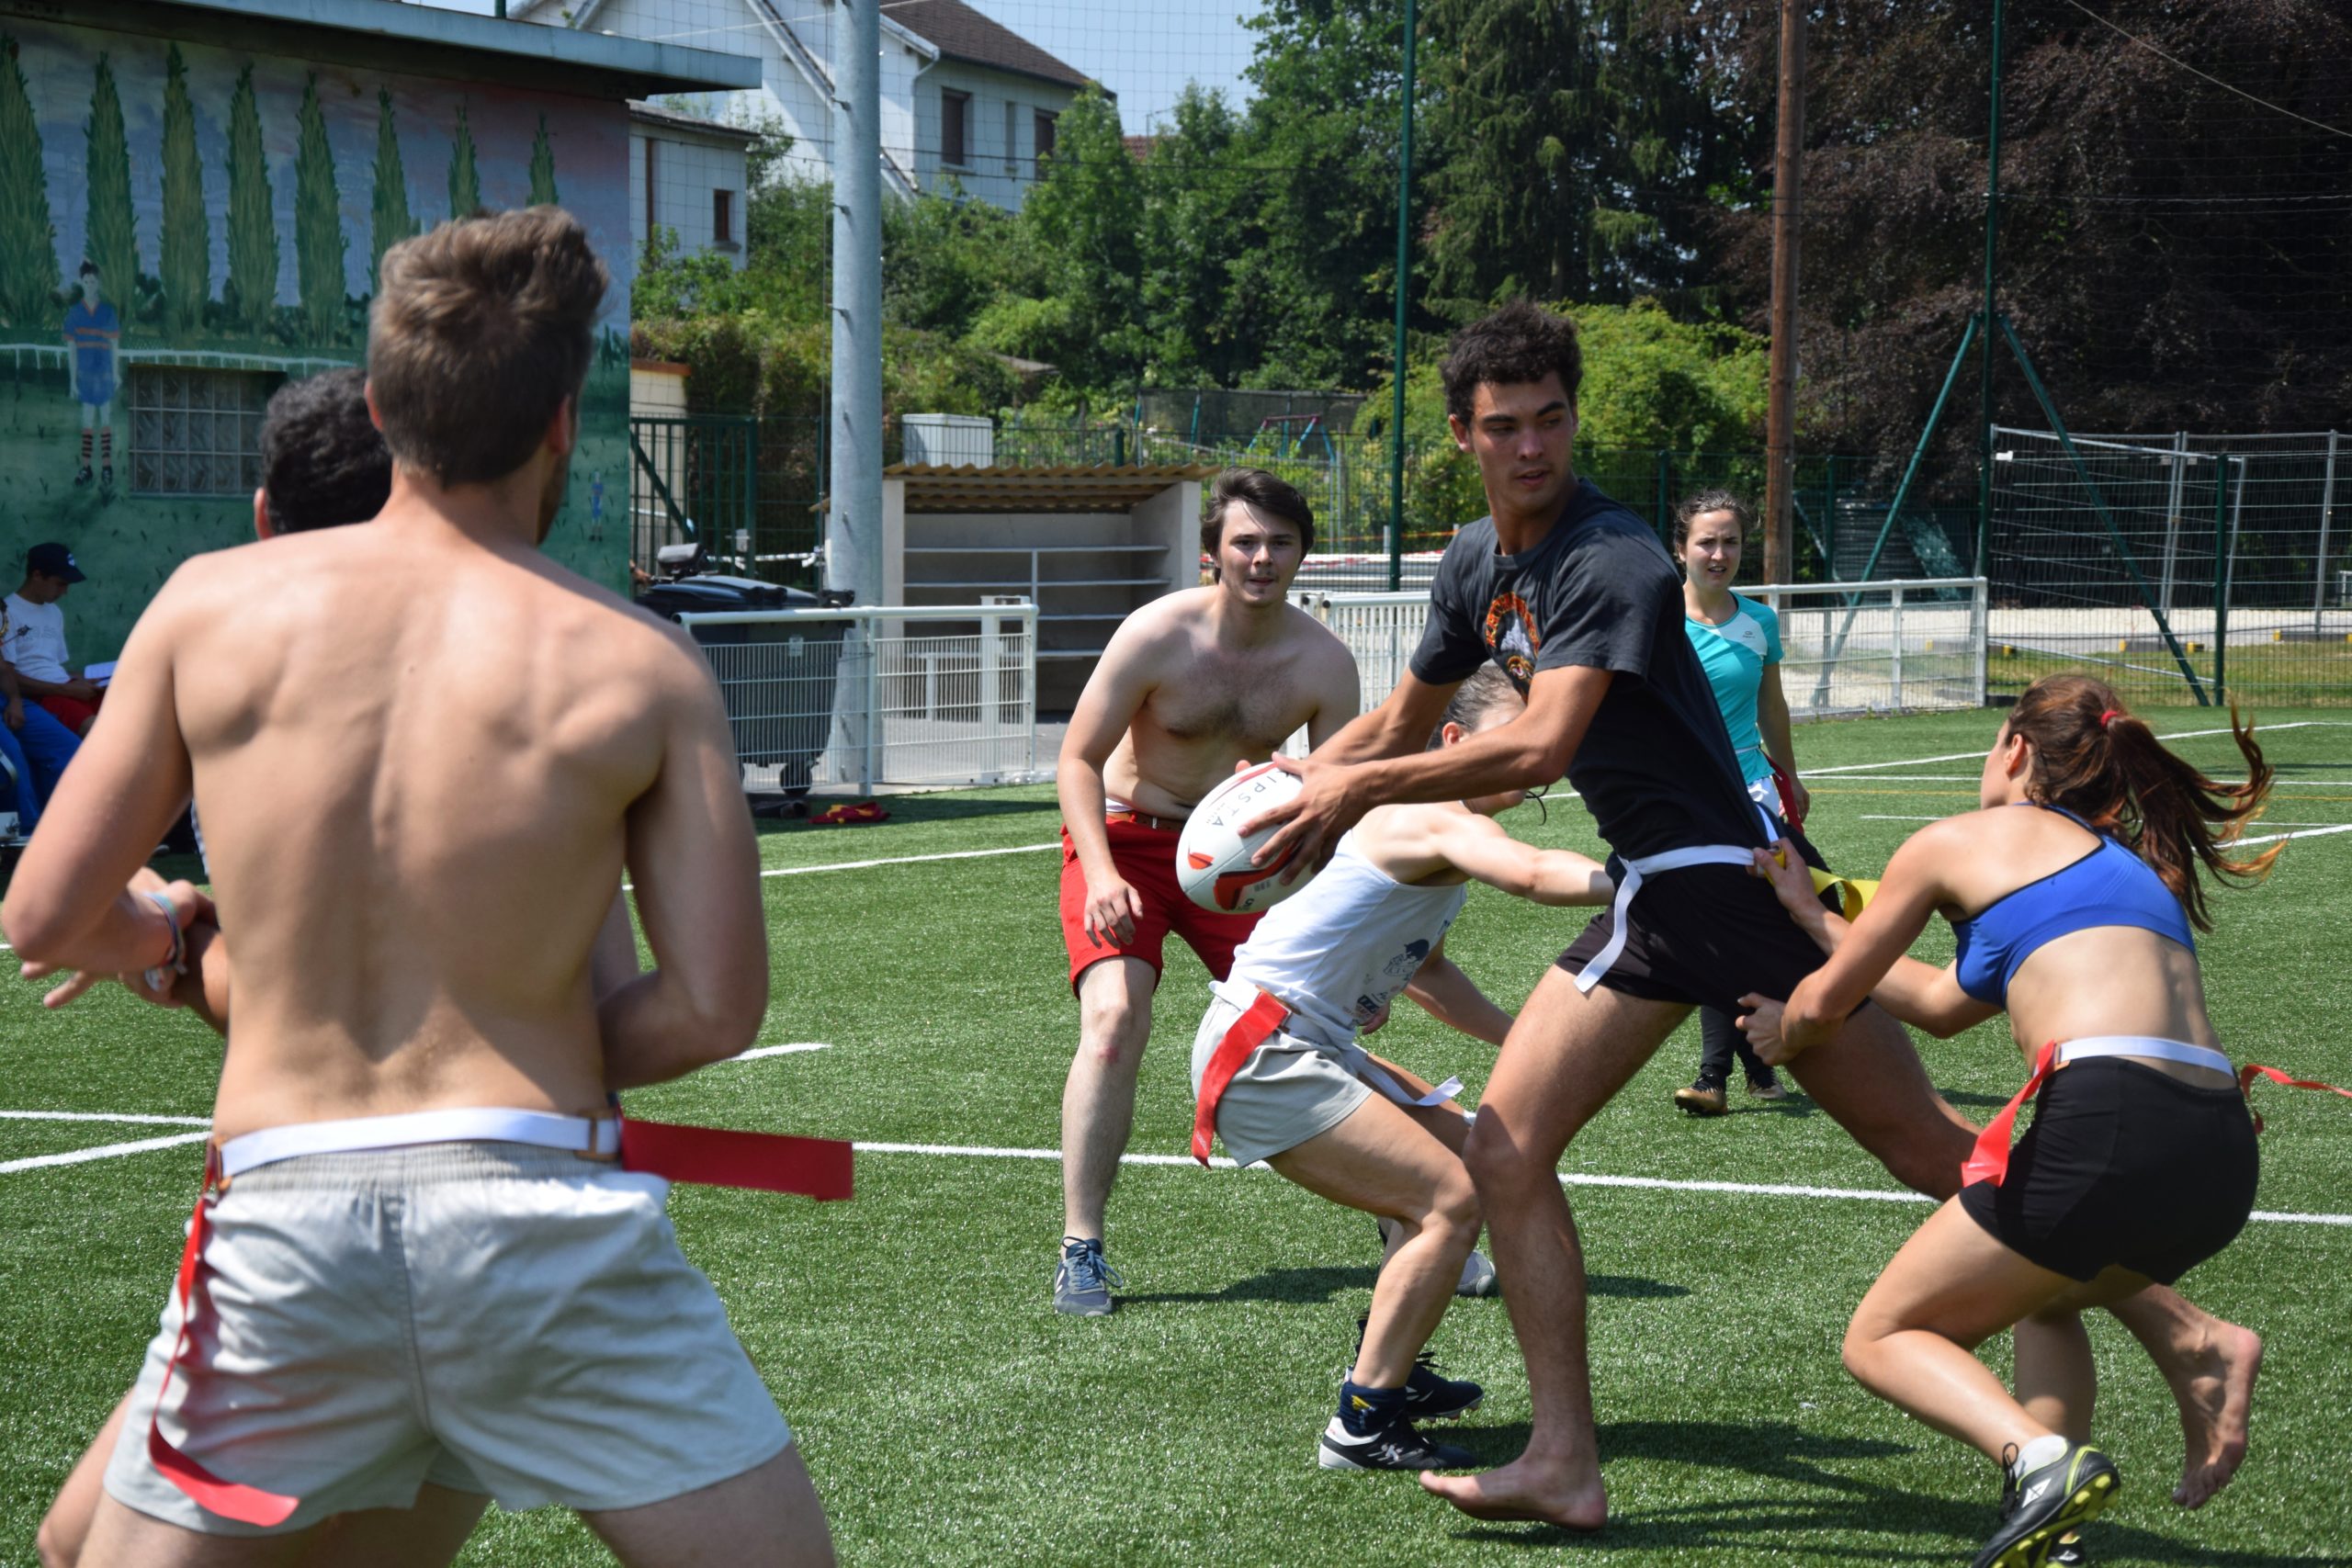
[0,20,633,661]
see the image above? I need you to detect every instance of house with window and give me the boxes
[0,0,756,660]
[520,0,1102,212]
[631,100,756,265]
[894,0,1098,211]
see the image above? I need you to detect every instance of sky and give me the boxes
[424,0,1262,131]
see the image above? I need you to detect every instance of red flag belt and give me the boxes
[1966,1045,2352,1189]
[1193,989,1291,1166]
[153,1118,852,1526]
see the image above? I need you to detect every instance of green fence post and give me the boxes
[1115,425,1128,467]
[2213,455,2231,705]
[1824,456,1838,579]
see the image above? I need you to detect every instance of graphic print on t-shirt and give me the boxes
[1482,592,1540,688]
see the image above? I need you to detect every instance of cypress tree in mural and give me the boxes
[160,45,210,336]
[370,88,416,289]
[528,115,558,208]
[294,74,346,344]
[0,37,58,329]
[83,53,138,314]
[224,64,277,336]
[448,103,480,217]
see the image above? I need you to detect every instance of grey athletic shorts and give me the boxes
[1190,993,1393,1168]
[104,1143,793,1535]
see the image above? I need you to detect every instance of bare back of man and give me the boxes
[1051,472,1357,1313]
[6,211,830,1568]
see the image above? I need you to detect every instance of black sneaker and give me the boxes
[1973,1444,2120,1568]
[73,465,92,487]
[1404,1351,1483,1420]
[1674,1077,1729,1117]
[100,463,112,487]
[1317,1414,1476,1472]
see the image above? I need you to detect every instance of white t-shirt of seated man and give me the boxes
[3,593,70,683]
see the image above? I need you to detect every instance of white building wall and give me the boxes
[913,61,1078,212]
[630,127,750,265]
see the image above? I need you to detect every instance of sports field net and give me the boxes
[1986,428,2348,707]
[1284,578,1986,753]
[678,605,1043,792]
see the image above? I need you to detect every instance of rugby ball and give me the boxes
[1176,761,1311,914]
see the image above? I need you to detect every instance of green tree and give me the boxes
[448,103,481,217]
[82,52,138,311]
[528,114,558,207]
[369,88,417,290]
[224,64,278,337]
[159,44,209,336]
[969,89,1143,394]
[1229,0,1419,388]
[1133,85,1267,387]
[1420,0,1732,310]
[0,36,58,329]
[293,74,347,344]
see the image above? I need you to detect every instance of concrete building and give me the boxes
[0,0,755,660]
[521,0,1102,211]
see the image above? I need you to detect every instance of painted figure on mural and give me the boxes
[62,260,119,489]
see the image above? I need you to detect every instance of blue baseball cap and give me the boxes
[27,542,85,582]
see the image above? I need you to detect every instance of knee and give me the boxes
[1422,1168,1482,1245]
[1075,1001,1149,1068]
[1460,1118,1548,1201]
[1839,1315,1883,1384]
[35,1511,77,1568]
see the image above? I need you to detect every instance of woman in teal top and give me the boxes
[1671,490,1806,1114]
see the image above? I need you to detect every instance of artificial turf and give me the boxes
[4,708,2348,1565]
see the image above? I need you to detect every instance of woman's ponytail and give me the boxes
[2007,675,2278,930]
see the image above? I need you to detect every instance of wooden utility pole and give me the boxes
[1763,0,1805,583]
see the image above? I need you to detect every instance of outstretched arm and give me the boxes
[1400,940,1514,1047]
[1250,664,1611,872]
[597,634,770,1090]
[1416,810,1612,907]
[3,576,198,975]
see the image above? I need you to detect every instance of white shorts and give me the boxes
[1193,995,1404,1168]
[104,1142,793,1536]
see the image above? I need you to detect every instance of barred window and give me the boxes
[129,367,276,497]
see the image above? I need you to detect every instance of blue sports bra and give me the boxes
[1951,804,2196,1007]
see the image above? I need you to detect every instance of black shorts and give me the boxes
[1555,825,1836,1018]
[1959,1057,2258,1285]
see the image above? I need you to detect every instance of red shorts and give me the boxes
[1059,818,1261,993]
[36,693,97,731]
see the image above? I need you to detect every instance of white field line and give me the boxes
[729,1043,832,1061]
[0,1130,211,1174]
[759,842,1057,880]
[1805,719,2339,777]
[0,1110,210,1125]
[9,1122,2350,1224]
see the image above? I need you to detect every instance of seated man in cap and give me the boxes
[6,543,105,735]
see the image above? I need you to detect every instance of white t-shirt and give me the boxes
[3,593,69,682]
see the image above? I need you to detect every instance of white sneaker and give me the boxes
[1455,1250,1498,1297]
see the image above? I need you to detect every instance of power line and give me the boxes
[2051,0,2352,142]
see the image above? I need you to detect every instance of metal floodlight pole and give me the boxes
[828,0,884,785]
[1973,0,2007,572]
[1762,0,1806,585]
[1387,0,1418,594]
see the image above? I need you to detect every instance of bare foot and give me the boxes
[2165,1322,2262,1507]
[1419,1459,1606,1531]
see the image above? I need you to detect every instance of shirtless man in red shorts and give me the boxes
[1053,468,1358,1314]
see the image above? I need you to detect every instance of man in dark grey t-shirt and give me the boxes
[1246,300,2260,1533]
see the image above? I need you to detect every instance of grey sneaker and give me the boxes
[1053,1237,1123,1315]
[1455,1249,1498,1297]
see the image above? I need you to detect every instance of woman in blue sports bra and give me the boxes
[1738,674,2276,1568]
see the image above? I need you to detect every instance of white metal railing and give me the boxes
[678,604,1042,792]
[1290,577,1988,739]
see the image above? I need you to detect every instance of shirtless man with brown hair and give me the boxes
[5,209,831,1567]
[1051,468,1358,1314]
